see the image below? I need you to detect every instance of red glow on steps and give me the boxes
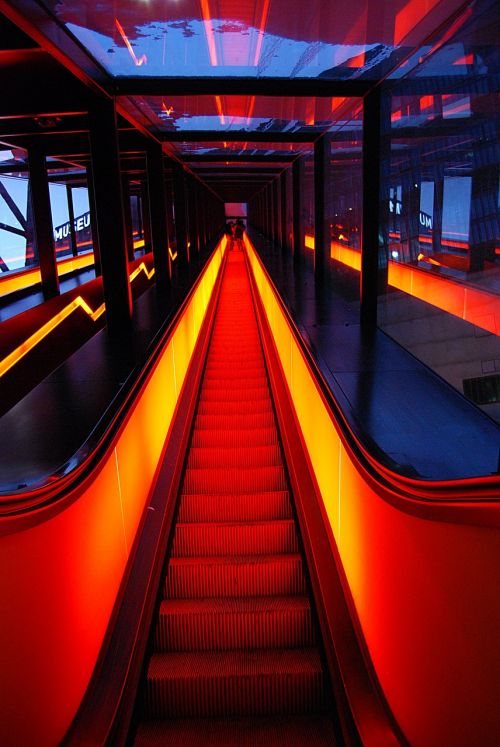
[134,252,337,744]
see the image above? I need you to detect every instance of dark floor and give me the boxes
[1,233,499,491]
[250,232,500,481]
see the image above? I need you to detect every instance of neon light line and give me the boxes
[115,18,147,66]
[0,262,156,379]
[199,0,218,66]
[306,235,499,336]
[253,0,271,66]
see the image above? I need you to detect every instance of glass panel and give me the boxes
[378,80,500,423]
[0,148,36,275]
[119,94,336,134]
[41,0,465,80]
[71,186,93,255]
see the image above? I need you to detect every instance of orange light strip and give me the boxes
[199,0,218,66]
[304,234,500,336]
[0,262,156,379]
[214,95,226,126]
[169,246,178,261]
[246,96,256,127]
[115,18,147,66]
[0,252,96,298]
[253,0,271,66]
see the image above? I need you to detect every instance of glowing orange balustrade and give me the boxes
[0,236,227,747]
[244,235,500,747]
[305,234,500,337]
[0,251,96,298]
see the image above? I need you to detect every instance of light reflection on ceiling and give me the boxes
[119,94,347,133]
[41,0,466,80]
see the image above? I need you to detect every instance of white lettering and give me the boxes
[76,217,84,231]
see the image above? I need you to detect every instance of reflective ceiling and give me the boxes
[41,0,465,80]
[3,0,497,196]
[118,94,351,133]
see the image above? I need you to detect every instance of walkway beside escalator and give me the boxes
[132,250,338,745]
[250,231,500,481]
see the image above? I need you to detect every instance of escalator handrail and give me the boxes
[246,240,500,517]
[0,238,223,515]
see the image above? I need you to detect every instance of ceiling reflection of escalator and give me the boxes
[131,250,339,745]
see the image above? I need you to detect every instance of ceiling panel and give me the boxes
[39,0,466,80]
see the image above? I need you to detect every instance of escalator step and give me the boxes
[204,364,264,377]
[171,520,299,557]
[194,411,276,431]
[182,466,287,494]
[196,398,272,415]
[133,252,336,745]
[177,491,292,523]
[190,426,278,448]
[187,444,282,469]
[144,648,325,718]
[202,375,268,389]
[155,596,315,652]
[164,554,306,599]
[134,715,338,747]
[199,385,270,402]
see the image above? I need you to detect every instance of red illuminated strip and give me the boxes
[253,0,271,66]
[199,0,218,66]
[0,252,96,297]
[115,18,147,66]
[0,262,155,378]
[394,0,441,45]
[304,234,500,336]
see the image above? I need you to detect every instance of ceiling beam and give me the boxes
[114,77,372,98]
[181,153,297,163]
[160,130,317,143]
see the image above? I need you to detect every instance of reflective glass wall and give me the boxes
[0,148,37,274]
[377,5,500,423]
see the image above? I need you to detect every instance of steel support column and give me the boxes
[88,96,132,334]
[173,162,189,269]
[314,137,328,283]
[86,165,102,277]
[361,88,383,327]
[121,174,135,262]
[28,146,59,299]
[141,178,152,253]
[292,157,303,264]
[273,178,281,246]
[146,144,171,292]
[66,185,78,258]
[281,170,288,253]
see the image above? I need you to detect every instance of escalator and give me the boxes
[131,250,339,745]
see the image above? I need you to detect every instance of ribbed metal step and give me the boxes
[171,520,299,557]
[187,444,282,469]
[155,596,315,652]
[134,251,334,745]
[190,426,278,448]
[134,715,338,747]
[145,648,326,718]
[164,554,307,598]
[177,491,293,523]
[182,465,288,494]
